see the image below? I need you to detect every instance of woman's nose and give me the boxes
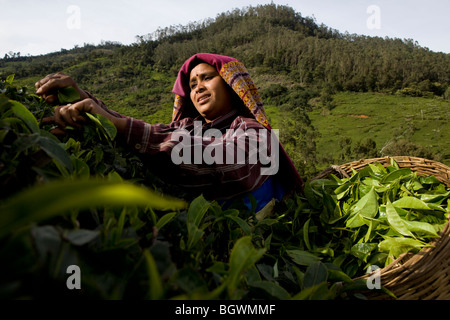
[195,82,206,93]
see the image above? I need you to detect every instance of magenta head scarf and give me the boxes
[171,53,303,193]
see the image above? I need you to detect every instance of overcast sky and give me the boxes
[1,0,449,58]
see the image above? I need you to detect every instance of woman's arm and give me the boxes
[52,98,128,134]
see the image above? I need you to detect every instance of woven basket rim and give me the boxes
[318,156,450,300]
[338,156,450,187]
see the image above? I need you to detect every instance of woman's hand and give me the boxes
[42,98,128,134]
[53,99,103,129]
[35,72,88,104]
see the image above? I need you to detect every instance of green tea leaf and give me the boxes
[85,113,117,140]
[186,223,205,251]
[143,250,163,300]
[426,202,447,212]
[403,220,439,237]
[326,267,353,284]
[320,190,339,224]
[227,236,266,298]
[346,213,367,228]
[38,136,73,172]
[5,74,15,85]
[226,214,252,235]
[186,196,211,250]
[303,218,312,251]
[350,187,378,218]
[346,187,378,228]
[10,100,39,133]
[303,261,328,289]
[420,175,441,185]
[155,212,178,230]
[334,180,353,199]
[57,86,81,104]
[378,237,428,259]
[385,201,414,237]
[350,243,376,262]
[304,181,320,209]
[71,157,90,177]
[286,249,321,266]
[368,162,387,174]
[393,196,432,210]
[187,195,210,226]
[380,168,411,184]
[419,191,450,203]
[363,219,372,242]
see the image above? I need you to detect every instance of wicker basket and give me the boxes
[316,156,450,300]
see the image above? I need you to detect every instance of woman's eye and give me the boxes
[191,83,197,89]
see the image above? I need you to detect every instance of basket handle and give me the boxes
[312,165,350,180]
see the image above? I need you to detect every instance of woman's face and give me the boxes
[189,63,233,122]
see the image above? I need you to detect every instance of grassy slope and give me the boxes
[309,92,450,167]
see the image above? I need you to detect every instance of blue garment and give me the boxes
[219,177,285,212]
[243,176,285,212]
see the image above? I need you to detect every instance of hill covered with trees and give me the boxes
[1,3,449,177]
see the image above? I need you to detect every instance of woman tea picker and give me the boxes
[36,53,303,218]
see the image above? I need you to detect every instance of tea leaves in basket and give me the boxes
[291,159,450,275]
